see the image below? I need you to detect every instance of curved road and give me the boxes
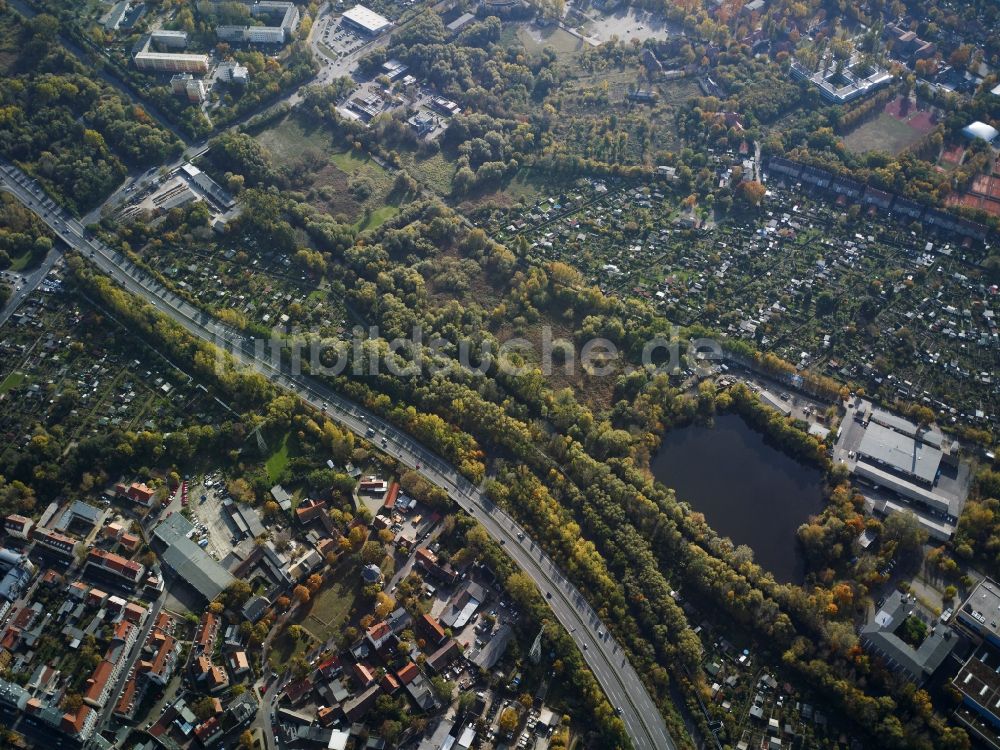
[0,162,678,750]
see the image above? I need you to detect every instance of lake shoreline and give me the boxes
[651,412,826,584]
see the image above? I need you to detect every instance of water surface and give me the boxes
[650,413,824,583]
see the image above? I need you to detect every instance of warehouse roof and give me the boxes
[857,421,942,485]
[341,4,391,34]
[153,514,234,602]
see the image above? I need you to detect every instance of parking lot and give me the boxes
[316,16,368,60]
[0,269,28,293]
[185,473,257,563]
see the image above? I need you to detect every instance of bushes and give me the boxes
[0,11,180,213]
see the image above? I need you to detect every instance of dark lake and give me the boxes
[650,413,825,584]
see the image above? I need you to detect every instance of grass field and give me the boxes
[268,628,311,670]
[843,112,927,155]
[455,167,548,212]
[515,24,583,58]
[265,431,292,483]
[395,145,456,197]
[0,371,26,395]
[7,249,41,272]
[328,148,370,174]
[255,115,334,163]
[301,558,362,641]
[255,114,402,227]
[355,204,400,231]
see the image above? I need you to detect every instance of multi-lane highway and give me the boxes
[0,162,678,750]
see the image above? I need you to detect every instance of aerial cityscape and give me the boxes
[0,0,997,748]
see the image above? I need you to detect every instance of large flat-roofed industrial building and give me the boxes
[840,402,968,540]
[341,4,391,35]
[952,643,1000,748]
[953,580,1000,748]
[152,513,234,602]
[856,421,942,486]
[958,578,1000,648]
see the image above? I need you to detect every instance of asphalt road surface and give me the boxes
[95,593,166,734]
[0,245,60,327]
[0,162,678,750]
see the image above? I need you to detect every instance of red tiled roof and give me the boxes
[34,527,77,549]
[196,612,217,647]
[420,613,446,642]
[114,676,138,715]
[124,602,146,621]
[384,482,399,508]
[83,660,114,703]
[61,705,93,735]
[87,548,142,577]
[114,620,134,640]
[5,514,31,530]
[195,654,212,676]
[147,632,176,677]
[352,662,374,685]
[1,627,20,650]
[396,662,419,685]
[284,677,313,703]
[194,716,220,741]
[207,665,228,688]
[126,482,155,503]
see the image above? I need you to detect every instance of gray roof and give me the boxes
[470,623,513,670]
[953,643,1000,719]
[0,548,24,572]
[861,591,955,682]
[241,595,270,623]
[869,408,945,446]
[102,0,129,31]
[963,121,999,142]
[238,503,266,538]
[153,513,234,602]
[0,565,32,602]
[416,720,454,750]
[56,500,104,531]
[0,677,27,710]
[858,421,942,484]
[959,578,1000,640]
[386,607,412,634]
[853,463,952,516]
[404,672,439,711]
[446,12,475,30]
[270,485,292,511]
